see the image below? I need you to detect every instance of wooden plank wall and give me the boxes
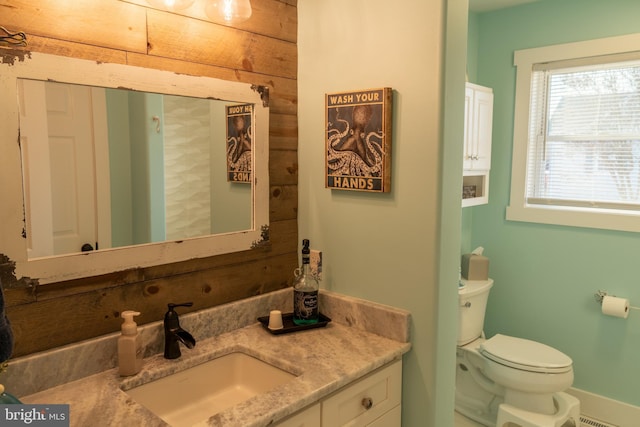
[0,0,298,357]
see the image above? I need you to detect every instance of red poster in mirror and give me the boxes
[326,88,393,192]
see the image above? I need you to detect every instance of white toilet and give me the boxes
[455,278,581,427]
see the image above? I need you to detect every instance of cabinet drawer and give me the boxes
[277,403,321,427]
[321,360,402,427]
[367,404,401,427]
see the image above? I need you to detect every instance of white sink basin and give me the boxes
[125,352,296,427]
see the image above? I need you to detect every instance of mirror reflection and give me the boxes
[18,79,252,259]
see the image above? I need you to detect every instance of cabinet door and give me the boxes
[463,86,474,170]
[463,84,493,171]
[471,88,493,171]
[277,403,321,427]
[321,360,402,427]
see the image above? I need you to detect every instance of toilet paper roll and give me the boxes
[602,295,629,319]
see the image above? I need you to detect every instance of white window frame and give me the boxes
[507,33,640,233]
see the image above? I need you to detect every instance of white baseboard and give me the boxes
[566,388,640,427]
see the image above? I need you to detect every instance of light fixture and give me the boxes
[146,0,196,12]
[205,0,252,25]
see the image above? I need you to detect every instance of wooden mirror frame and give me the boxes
[0,51,270,285]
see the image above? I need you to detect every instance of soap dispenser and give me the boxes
[118,310,143,376]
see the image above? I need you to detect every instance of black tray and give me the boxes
[257,312,331,335]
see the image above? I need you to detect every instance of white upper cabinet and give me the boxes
[462,83,493,207]
[464,82,493,171]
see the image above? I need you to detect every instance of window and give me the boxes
[529,60,640,208]
[507,33,640,232]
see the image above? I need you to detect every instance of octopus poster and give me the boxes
[226,103,253,183]
[325,88,393,192]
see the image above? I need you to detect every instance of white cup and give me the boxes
[268,310,284,330]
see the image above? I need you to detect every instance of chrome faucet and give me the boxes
[163,302,196,359]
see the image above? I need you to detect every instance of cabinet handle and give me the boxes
[361,397,373,410]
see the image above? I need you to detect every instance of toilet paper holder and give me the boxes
[594,290,609,304]
[595,290,639,311]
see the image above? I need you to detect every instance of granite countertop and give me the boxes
[11,290,411,427]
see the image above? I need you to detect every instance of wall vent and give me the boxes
[580,415,618,427]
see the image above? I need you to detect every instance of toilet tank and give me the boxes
[458,279,493,346]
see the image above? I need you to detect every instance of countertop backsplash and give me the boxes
[2,288,410,398]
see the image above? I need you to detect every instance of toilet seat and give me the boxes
[479,334,572,374]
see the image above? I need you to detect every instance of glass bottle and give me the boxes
[293,239,319,325]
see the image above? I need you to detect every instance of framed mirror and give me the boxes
[0,51,269,285]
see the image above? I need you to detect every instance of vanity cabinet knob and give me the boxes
[361,397,373,410]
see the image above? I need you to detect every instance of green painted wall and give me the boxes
[469,0,640,406]
[128,92,166,244]
[106,89,134,248]
[466,11,479,83]
[208,102,252,235]
[298,1,466,426]
[439,2,469,426]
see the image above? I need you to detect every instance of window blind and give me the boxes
[526,60,640,211]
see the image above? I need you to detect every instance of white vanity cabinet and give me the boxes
[462,82,493,207]
[277,360,402,427]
